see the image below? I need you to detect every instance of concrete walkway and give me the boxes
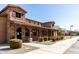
[64,39,79,54]
[23,36,79,54]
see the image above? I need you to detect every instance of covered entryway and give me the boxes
[16,28,22,39]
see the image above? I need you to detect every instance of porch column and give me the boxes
[47,30,48,41]
[37,29,39,40]
[29,29,32,42]
[39,29,42,37]
[51,30,52,39]
[22,27,25,42]
[55,30,58,37]
[54,30,56,37]
[38,29,43,41]
[54,30,58,37]
[37,29,38,37]
[7,21,10,41]
[14,24,17,39]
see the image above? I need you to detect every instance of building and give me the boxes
[0,4,59,43]
[64,30,78,36]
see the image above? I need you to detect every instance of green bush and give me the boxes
[51,36,64,42]
[48,37,51,40]
[61,36,63,39]
[57,36,64,40]
[51,36,58,41]
[51,39,55,42]
[9,39,22,49]
[51,37,56,42]
[44,38,47,41]
[38,38,43,42]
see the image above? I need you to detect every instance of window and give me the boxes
[16,12,21,18]
[37,22,39,25]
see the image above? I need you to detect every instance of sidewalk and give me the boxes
[23,36,79,54]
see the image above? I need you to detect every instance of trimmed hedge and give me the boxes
[9,39,22,49]
[38,37,43,42]
[38,36,64,42]
[51,37,56,42]
[51,36,64,42]
[44,38,47,41]
[48,37,51,40]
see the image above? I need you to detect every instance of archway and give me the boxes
[16,28,22,39]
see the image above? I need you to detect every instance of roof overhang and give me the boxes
[11,20,57,30]
[0,4,27,14]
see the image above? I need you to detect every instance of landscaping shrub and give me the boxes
[44,38,47,41]
[52,36,59,41]
[51,37,55,42]
[9,39,22,49]
[61,36,63,39]
[51,36,64,42]
[38,38,43,42]
[57,36,64,40]
[48,37,51,40]
[52,39,55,42]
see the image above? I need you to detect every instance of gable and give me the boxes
[0,4,27,15]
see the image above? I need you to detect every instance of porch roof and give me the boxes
[11,20,58,31]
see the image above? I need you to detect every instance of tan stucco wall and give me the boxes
[10,22,16,39]
[0,16,7,43]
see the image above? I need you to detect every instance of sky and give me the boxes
[0,4,79,31]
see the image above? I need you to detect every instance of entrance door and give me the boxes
[17,28,22,39]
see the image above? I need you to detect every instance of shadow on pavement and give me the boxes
[0,48,14,51]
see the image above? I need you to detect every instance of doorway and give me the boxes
[17,28,22,39]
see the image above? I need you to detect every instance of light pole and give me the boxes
[70,25,73,38]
